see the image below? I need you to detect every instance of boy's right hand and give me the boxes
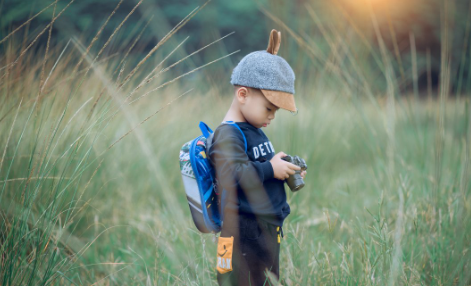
[270,152,301,180]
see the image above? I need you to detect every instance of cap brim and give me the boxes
[260,89,297,112]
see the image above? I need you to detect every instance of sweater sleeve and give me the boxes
[208,125,274,192]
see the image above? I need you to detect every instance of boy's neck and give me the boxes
[222,99,246,123]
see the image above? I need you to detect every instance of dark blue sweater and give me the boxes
[208,122,290,226]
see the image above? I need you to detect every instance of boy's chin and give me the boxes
[247,121,266,128]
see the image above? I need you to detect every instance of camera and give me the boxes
[281,155,308,192]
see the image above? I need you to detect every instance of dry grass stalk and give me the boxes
[72,0,125,73]
[116,3,207,90]
[0,0,75,74]
[81,0,143,79]
[0,0,56,45]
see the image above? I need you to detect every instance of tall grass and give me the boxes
[1,0,470,285]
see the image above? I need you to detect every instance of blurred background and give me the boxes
[3,0,471,95]
[0,0,470,285]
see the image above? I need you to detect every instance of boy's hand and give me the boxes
[300,170,307,179]
[270,152,301,180]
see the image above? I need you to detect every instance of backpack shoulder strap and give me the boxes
[199,121,213,138]
[203,121,248,153]
[221,121,247,153]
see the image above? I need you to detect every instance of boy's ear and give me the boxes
[235,86,249,104]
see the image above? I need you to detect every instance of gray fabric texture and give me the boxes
[230,50,295,94]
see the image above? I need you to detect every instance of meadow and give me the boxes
[1,1,471,285]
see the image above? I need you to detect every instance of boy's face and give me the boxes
[237,87,280,129]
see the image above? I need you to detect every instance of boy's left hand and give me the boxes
[300,170,307,179]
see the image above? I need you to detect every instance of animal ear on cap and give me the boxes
[266,29,281,55]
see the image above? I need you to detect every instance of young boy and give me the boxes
[208,29,307,286]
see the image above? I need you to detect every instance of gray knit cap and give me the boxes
[230,30,297,112]
[230,50,295,94]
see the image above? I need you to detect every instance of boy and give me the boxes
[208,29,307,286]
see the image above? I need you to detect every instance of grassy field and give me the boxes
[1,3,471,285]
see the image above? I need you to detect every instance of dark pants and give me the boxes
[217,213,282,286]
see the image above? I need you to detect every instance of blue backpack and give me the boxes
[179,121,247,233]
